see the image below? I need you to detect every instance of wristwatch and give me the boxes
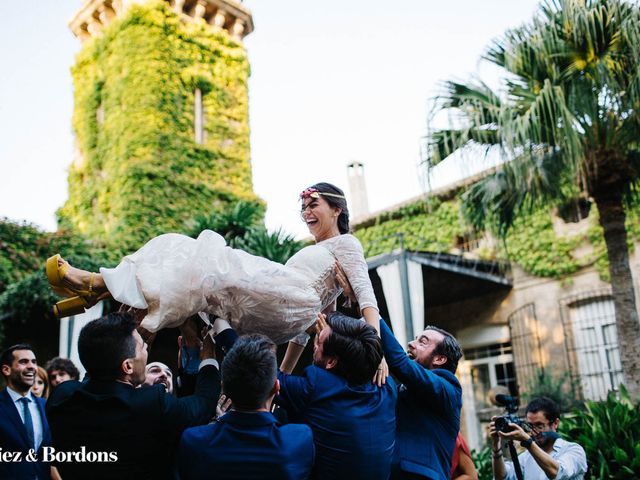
[520,436,535,449]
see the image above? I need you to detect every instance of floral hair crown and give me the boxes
[299,187,345,200]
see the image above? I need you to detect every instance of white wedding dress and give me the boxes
[100,230,378,344]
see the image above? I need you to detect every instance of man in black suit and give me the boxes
[46,311,222,480]
[0,344,52,480]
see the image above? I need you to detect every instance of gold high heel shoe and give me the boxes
[46,254,99,318]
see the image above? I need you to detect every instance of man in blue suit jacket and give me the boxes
[0,344,52,480]
[177,334,315,479]
[380,318,463,480]
[277,312,397,480]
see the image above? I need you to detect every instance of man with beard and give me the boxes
[143,361,174,394]
[489,396,587,480]
[0,344,52,480]
[380,319,463,480]
[276,312,397,480]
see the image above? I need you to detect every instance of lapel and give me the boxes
[35,395,51,447]
[0,388,32,448]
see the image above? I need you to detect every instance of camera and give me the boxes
[493,394,531,433]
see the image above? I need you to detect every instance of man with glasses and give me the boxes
[489,396,587,480]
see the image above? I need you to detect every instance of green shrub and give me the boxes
[0,218,117,331]
[559,384,640,479]
[472,444,493,480]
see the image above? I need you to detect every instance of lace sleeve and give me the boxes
[331,235,379,312]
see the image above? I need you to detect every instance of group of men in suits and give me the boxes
[177,311,463,480]
[1,308,463,480]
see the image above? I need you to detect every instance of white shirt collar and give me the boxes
[6,386,36,403]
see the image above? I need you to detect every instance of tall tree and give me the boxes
[425,0,640,397]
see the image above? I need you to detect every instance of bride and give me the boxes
[47,182,385,375]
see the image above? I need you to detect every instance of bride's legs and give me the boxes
[46,254,113,318]
[56,257,109,296]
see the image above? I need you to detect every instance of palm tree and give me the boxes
[185,200,265,243]
[234,226,306,264]
[425,0,640,397]
[185,200,305,263]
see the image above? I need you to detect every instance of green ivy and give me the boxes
[57,1,260,254]
[503,209,583,278]
[354,195,640,281]
[356,199,466,257]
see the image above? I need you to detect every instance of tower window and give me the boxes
[194,88,206,144]
[96,103,104,125]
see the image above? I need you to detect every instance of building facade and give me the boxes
[352,176,635,450]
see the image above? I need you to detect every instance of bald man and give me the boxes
[143,361,174,394]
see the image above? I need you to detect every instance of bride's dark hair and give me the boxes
[310,182,350,234]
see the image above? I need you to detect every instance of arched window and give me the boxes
[561,290,623,400]
[508,303,544,390]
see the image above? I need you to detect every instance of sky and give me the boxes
[0,0,541,239]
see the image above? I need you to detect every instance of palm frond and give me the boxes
[185,200,264,240]
[425,81,503,166]
[461,147,570,234]
[233,226,305,264]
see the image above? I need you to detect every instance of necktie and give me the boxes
[19,397,35,449]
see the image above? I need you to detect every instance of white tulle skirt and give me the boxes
[100,230,337,344]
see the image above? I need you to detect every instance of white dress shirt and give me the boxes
[505,437,588,480]
[7,386,44,450]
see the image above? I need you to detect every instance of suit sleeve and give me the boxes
[162,364,221,431]
[276,368,316,417]
[380,318,459,411]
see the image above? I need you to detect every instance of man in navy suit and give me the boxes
[277,312,397,480]
[177,334,315,480]
[0,344,52,480]
[380,318,463,480]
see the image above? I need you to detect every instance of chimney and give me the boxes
[347,161,370,220]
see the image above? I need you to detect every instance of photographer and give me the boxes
[488,397,587,480]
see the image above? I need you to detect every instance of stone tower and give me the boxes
[59,0,259,253]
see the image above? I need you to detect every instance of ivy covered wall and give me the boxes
[58,1,259,253]
[353,195,640,281]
